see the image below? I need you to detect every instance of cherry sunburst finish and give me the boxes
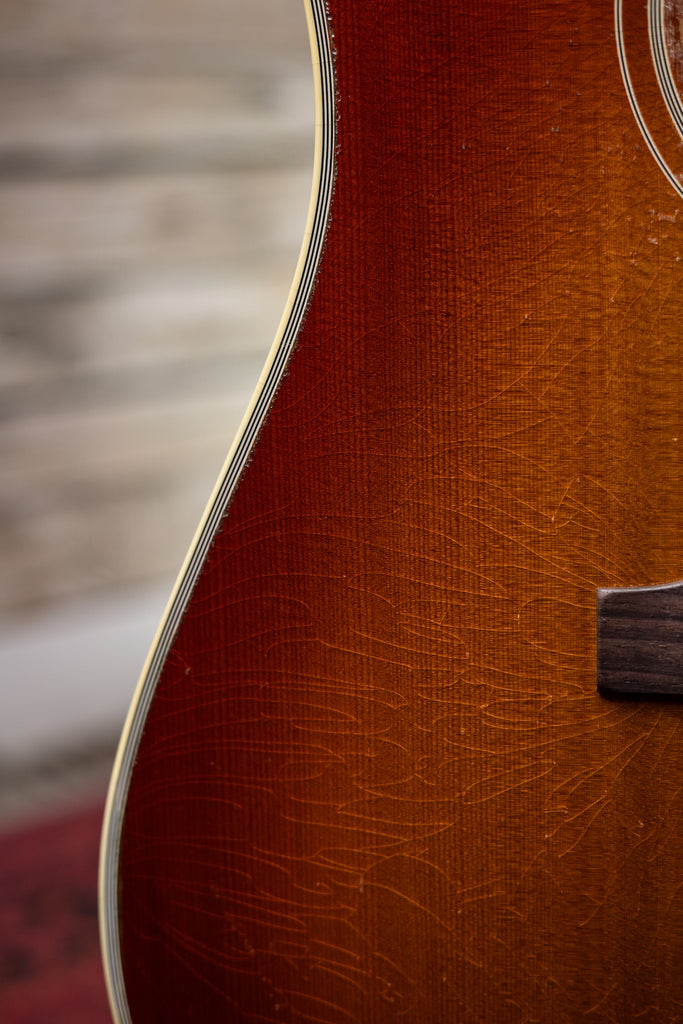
[101,1,683,1021]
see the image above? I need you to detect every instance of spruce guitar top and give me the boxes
[100,1,683,1021]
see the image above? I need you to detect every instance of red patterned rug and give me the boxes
[0,799,111,1023]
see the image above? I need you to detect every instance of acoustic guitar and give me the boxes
[100,0,683,1020]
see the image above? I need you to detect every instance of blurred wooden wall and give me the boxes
[0,0,313,619]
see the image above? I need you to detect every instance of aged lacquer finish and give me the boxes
[102,0,683,1021]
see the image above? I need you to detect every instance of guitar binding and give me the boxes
[97,3,337,1021]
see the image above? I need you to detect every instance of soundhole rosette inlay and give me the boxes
[616,0,683,196]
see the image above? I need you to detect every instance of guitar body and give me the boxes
[101,1,683,1021]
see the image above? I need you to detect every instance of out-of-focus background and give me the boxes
[1,2,312,1017]
[0,0,313,825]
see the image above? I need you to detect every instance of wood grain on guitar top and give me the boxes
[107,1,683,1021]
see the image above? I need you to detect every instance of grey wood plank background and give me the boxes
[0,0,313,619]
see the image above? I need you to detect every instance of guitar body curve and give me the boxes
[101,1,683,1021]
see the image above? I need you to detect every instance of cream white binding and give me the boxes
[98,2,335,1020]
